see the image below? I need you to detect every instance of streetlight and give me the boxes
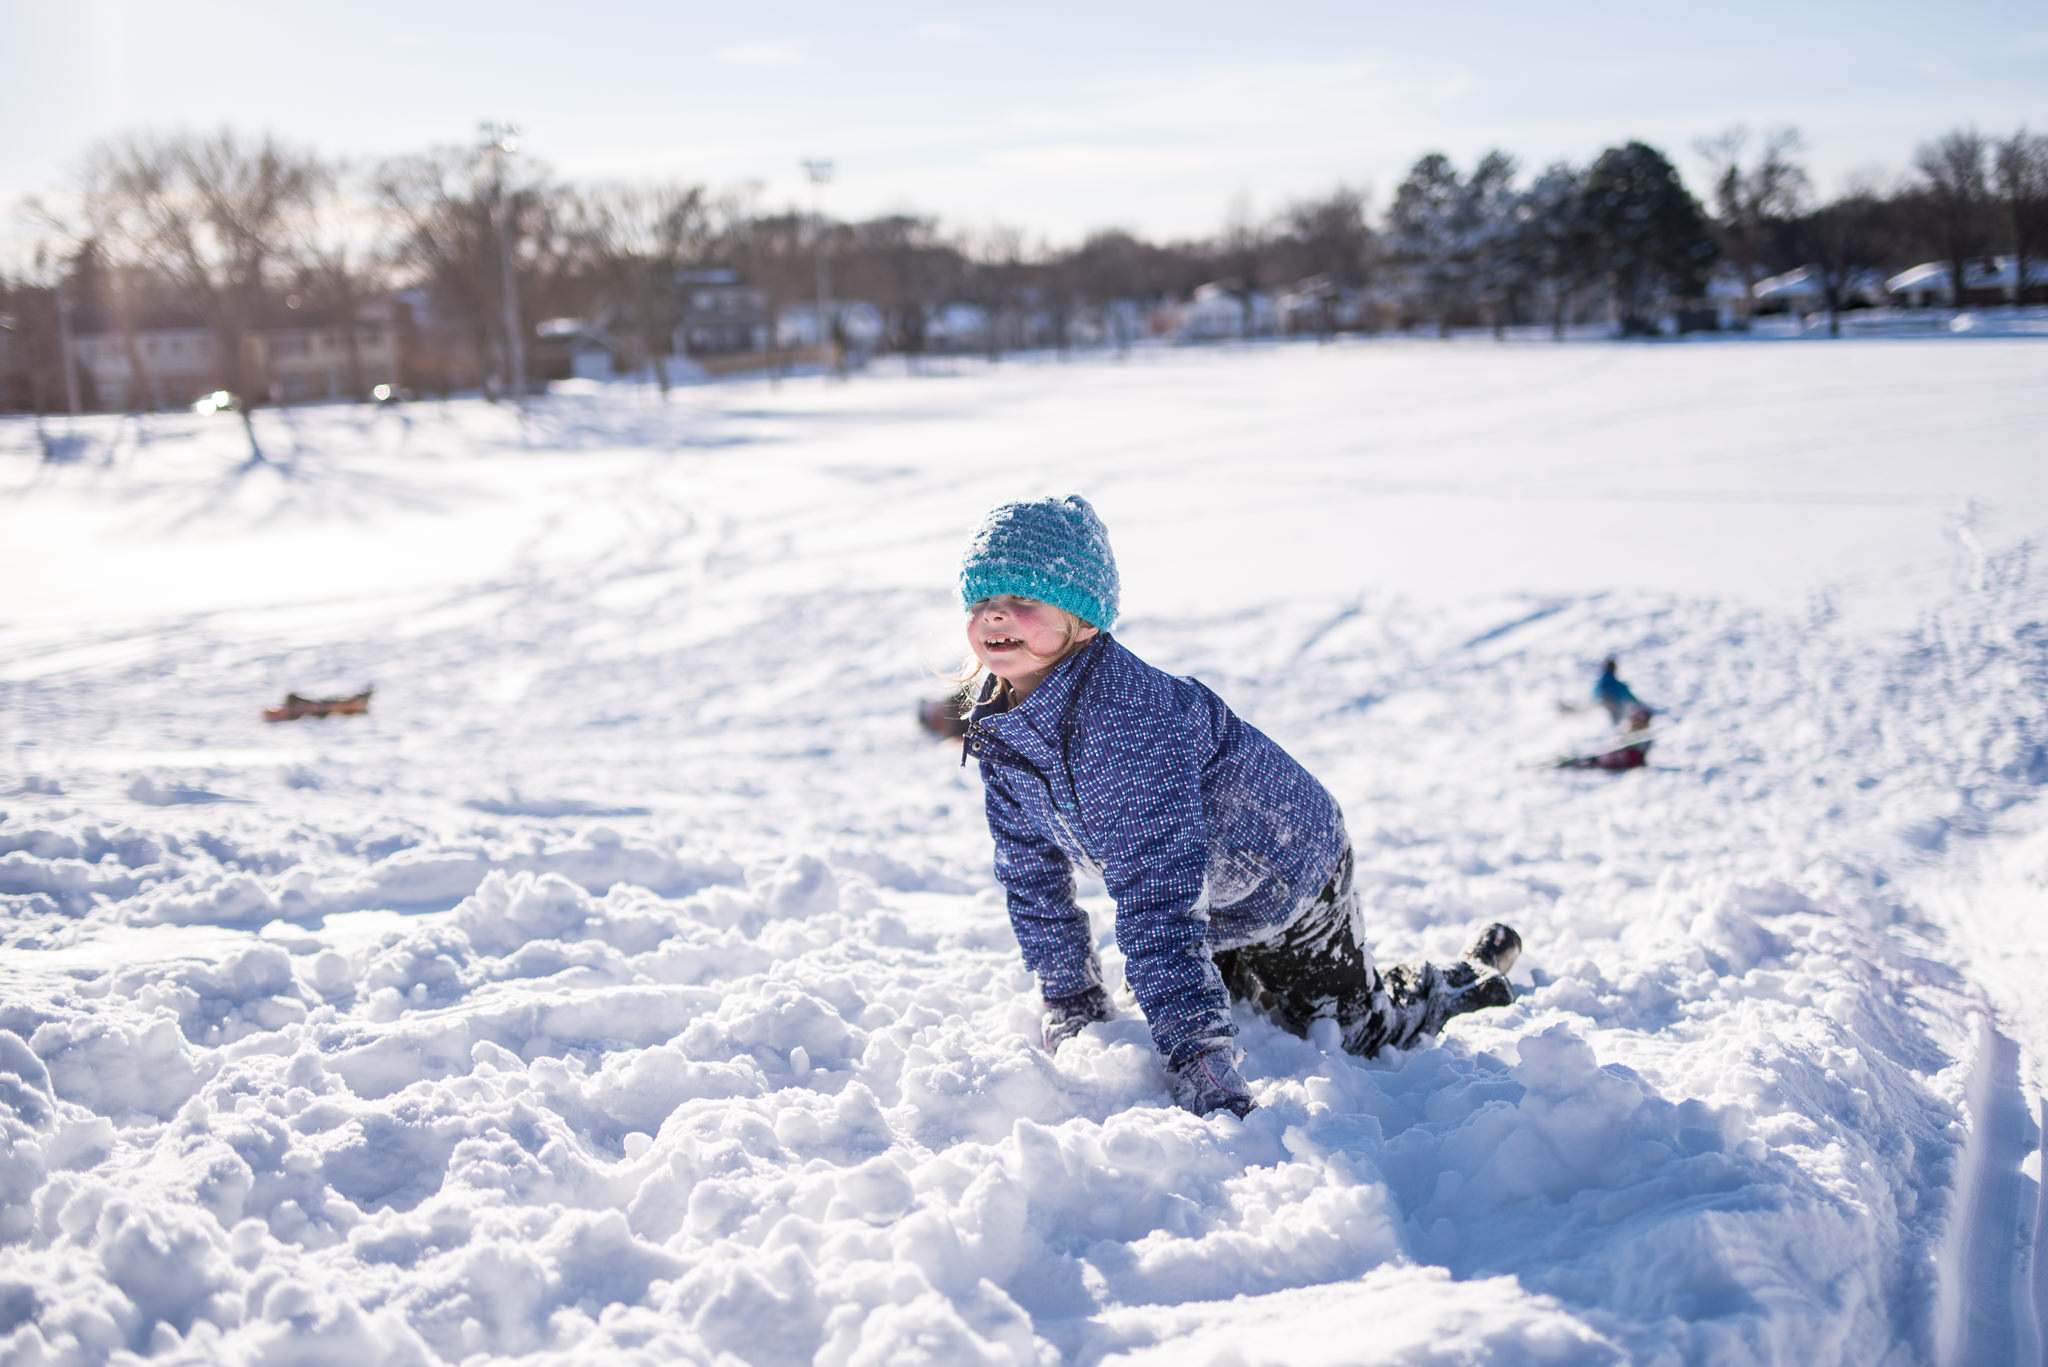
[56,283,80,417]
[801,158,835,378]
[480,121,526,404]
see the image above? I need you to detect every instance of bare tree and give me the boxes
[1063,229,1202,305]
[570,182,709,397]
[294,160,389,402]
[1993,129,2048,307]
[24,187,155,408]
[375,144,559,399]
[967,226,1026,360]
[1790,184,1889,337]
[1695,125,1809,324]
[711,190,808,382]
[1216,195,1268,339]
[837,214,962,366]
[1915,128,1992,308]
[1274,187,1372,338]
[0,243,74,431]
[375,148,494,394]
[83,130,322,455]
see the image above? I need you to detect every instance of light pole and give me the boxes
[56,282,80,416]
[801,158,835,378]
[480,121,526,403]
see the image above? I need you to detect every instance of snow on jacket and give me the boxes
[965,634,1347,1065]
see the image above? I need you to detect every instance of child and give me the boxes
[958,495,1521,1119]
[1592,657,1652,726]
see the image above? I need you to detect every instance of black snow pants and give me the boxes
[1212,848,1498,1057]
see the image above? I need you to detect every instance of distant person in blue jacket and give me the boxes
[957,495,1520,1120]
[1592,657,1652,727]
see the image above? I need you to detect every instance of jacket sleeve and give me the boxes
[1071,702,1234,1066]
[984,766,1100,998]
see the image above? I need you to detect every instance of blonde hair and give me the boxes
[947,603,1097,712]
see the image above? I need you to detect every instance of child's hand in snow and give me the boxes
[1042,986,1114,1053]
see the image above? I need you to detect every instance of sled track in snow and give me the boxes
[1935,1019,2048,1367]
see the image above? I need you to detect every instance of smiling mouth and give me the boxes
[982,636,1023,652]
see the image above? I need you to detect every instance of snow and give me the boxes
[1,336,2045,1364]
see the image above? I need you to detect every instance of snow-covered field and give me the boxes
[2,337,2045,1365]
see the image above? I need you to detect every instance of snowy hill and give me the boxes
[2,338,2045,1365]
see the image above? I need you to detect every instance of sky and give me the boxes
[3,0,2045,248]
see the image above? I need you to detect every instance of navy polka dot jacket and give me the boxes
[966,634,1348,1065]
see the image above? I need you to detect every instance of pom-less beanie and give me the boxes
[959,495,1120,630]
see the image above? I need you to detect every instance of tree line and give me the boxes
[3,121,2045,414]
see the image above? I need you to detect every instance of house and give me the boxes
[1100,299,1147,349]
[389,290,485,396]
[923,302,989,352]
[776,300,885,356]
[1175,282,1277,342]
[254,315,401,403]
[1886,256,2048,308]
[1750,266,1889,315]
[673,269,772,357]
[67,328,220,411]
[534,318,619,382]
[66,311,401,410]
[1699,270,1757,329]
[1276,277,1367,334]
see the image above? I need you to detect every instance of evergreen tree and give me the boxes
[1511,163,1593,339]
[1387,153,1466,334]
[1461,151,1521,336]
[1580,141,1718,333]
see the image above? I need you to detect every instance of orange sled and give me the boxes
[264,689,373,723]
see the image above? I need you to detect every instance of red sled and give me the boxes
[1546,727,1656,771]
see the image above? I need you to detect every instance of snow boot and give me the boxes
[1433,921,1522,1010]
[1436,959,1514,1011]
[1169,1044,1256,1119]
[1463,922,1521,976]
[1367,924,1522,1047]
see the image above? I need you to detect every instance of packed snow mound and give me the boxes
[1,341,2045,1363]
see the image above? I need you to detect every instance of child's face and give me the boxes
[967,595,1096,692]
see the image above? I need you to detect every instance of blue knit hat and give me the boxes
[959,495,1120,630]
